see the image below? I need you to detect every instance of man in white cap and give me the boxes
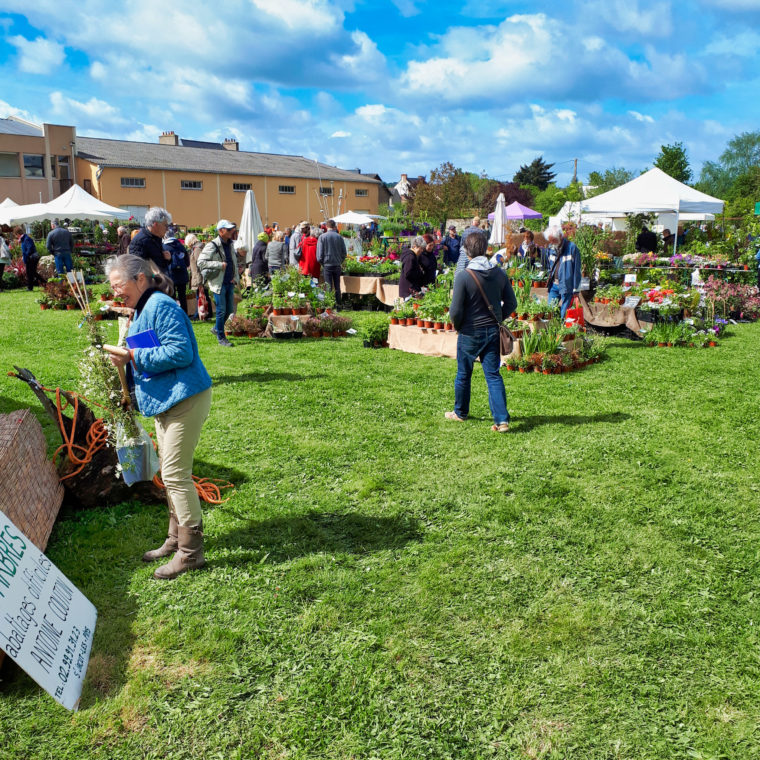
[198,220,239,347]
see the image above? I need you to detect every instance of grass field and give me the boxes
[1,287,759,759]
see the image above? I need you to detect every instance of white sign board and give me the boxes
[624,296,641,308]
[0,510,97,710]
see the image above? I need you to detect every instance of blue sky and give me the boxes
[1,0,759,186]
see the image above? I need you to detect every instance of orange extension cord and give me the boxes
[38,383,233,503]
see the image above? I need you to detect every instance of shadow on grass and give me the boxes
[510,411,631,434]
[212,510,422,566]
[193,458,249,486]
[213,371,326,384]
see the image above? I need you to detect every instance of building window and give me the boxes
[181,180,203,190]
[319,186,333,196]
[0,152,20,178]
[233,183,251,192]
[354,188,369,197]
[278,185,295,194]
[23,154,45,178]
[121,177,146,188]
[57,156,70,180]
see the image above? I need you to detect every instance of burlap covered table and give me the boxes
[388,324,458,358]
[340,276,399,306]
[578,292,643,334]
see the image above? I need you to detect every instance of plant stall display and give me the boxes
[360,313,390,348]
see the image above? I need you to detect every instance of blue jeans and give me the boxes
[547,284,574,318]
[454,327,509,425]
[214,282,235,337]
[54,252,73,274]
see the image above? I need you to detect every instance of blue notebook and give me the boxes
[126,329,161,379]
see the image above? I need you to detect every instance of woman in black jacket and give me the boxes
[249,232,270,283]
[399,236,425,298]
[419,234,438,285]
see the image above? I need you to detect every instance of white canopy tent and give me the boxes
[581,168,724,252]
[1,184,131,225]
[0,197,18,208]
[237,189,264,265]
[331,210,374,225]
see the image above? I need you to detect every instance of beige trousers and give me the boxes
[154,387,212,527]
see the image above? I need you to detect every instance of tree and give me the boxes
[698,131,760,198]
[512,156,556,191]
[466,172,496,215]
[654,142,692,183]
[410,162,473,225]
[586,168,635,197]
[530,182,584,218]
[481,182,534,213]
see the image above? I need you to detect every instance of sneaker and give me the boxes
[218,336,233,347]
[444,411,466,421]
[211,326,218,336]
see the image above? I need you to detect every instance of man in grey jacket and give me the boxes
[316,219,347,306]
[46,219,74,274]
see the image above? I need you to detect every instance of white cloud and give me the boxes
[629,110,655,123]
[9,35,65,75]
[582,0,673,37]
[0,99,40,123]
[330,130,351,137]
[250,0,339,29]
[704,30,760,56]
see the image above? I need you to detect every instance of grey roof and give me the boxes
[76,136,380,184]
[0,117,44,137]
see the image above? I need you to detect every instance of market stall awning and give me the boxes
[488,201,542,221]
[331,210,374,225]
[2,184,131,224]
[581,168,724,216]
[0,197,18,208]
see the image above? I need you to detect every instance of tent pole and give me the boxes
[673,210,679,257]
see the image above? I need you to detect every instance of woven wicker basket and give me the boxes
[0,408,63,550]
[0,409,64,668]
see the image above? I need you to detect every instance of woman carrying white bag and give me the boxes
[104,254,213,580]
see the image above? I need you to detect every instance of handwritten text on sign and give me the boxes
[0,510,97,710]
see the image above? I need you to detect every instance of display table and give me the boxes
[341,276,399,306]
[388,324,458,358]
[578,292,643,333]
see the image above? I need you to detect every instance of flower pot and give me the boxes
[534,366,541,373]
[505,365,514,371]
[272,308,282,316]
[709,341,717,347]
[40,304,48,310]
[424,320,433,328]
[445,323,453,331]
[434,322,444,330]
[99,294,108,302]
[542,369,550,375]
[416,319,424,327]
[94,314,103,321]
[667,342,673,347]
[66,304,75,310]
[510,312,517,318]
[518,367,526,373]
[658,342,667,347]
[520,313,529,321]
[405,318,415,326]
[390,317,399,325]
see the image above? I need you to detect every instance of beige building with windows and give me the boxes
[0,117,76,204]
[75,131,381,227]
[0,119,381,227]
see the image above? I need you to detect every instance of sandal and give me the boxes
[445,411,466,421]
[491,422,510,433]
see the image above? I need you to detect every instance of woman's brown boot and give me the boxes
[153,523,205,580]
[142,511,179,562]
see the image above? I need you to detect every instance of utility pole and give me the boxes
[572,158,578,185]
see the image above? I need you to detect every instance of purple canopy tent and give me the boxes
[488,201,542,221]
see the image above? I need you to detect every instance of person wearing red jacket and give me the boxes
[298,226,321,278]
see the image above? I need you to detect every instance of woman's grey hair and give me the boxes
[544,225,563,241]
[117,225,127,235]
[105,254,173,296]
[184,233,198,247]
[310,226,321,237]
[464,230,487,258]
[411,235,426,249]
[144,207,172,228]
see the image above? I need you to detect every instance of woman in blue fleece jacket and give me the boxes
[106,254,212,580]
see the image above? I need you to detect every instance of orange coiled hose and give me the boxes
[40,384,233,503]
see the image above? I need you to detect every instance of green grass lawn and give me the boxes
[1,288,759,759]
